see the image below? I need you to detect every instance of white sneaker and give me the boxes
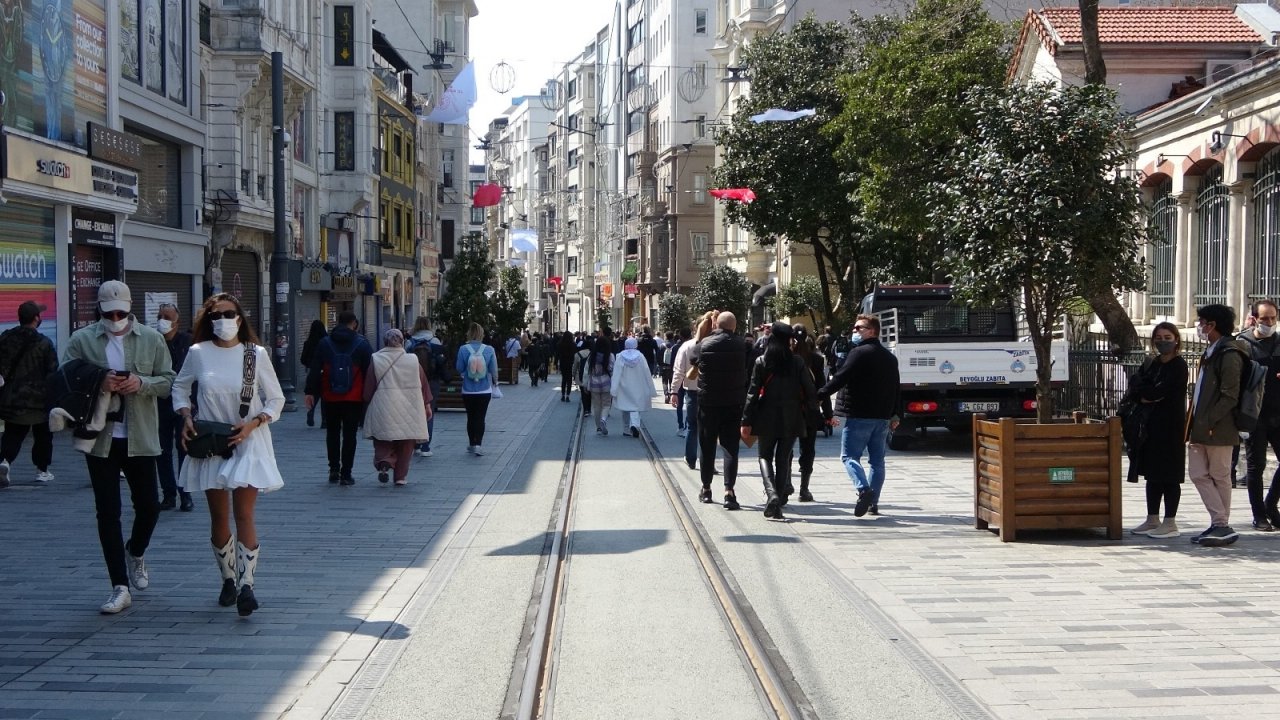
[678,428,687,438]
[419,450,433,458]
[1145,519,1180,538]
[467,445,476,454]
[473,446,486,456]
[125,551,149,591]
[35,470,54,483]
[100,585,132,614]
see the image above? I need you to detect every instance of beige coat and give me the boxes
[1188,338,1247,446]
[363,348,431,441]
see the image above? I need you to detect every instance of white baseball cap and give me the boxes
[98,280,133,314]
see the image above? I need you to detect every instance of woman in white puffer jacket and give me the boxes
[362,329,432,486]
[611,337,658,438]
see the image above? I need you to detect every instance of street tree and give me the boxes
[657,293,692,334]
[713,17,861,318]
[770,275,823,328]
[435,242,494,346]
[828,0,1008,276]
[929,82,1147,422]
[690,265,751,331]
[491,265,529,342]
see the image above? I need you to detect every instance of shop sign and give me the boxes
[381,276,393,305]
[329,274,358,301]
[71,208,117,247]
[403,276,413,299]
[87,123,142,170]
[3,135,137,205]
[600,282,614,301]
[299,265,333,292]
[625,283,638,298]
[71,244,108,331]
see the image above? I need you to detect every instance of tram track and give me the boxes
[503,414,810,720]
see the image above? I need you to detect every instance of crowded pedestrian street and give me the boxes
[2,378,1278,720]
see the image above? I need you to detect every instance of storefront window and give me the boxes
[0,204,58,343]
[130,130,183,228]
[121,0,187,103]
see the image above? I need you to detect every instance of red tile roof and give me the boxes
[1035,7,1264,48]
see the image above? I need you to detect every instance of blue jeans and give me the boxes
[676,387,686,430]
[419,381,441,453]
[684,391,699,468]
[840,418,890,499]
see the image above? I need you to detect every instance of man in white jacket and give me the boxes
[611,337,658,438]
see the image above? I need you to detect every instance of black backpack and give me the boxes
[409,337,450,382]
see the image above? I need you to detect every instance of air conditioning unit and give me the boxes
[1206,59,1241,84]
[338,216,353,231]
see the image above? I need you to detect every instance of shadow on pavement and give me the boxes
[485,529,670,556]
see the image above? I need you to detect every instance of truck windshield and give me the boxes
[888,299,1017,343]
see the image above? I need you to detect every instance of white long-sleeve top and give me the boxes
[669,340,697,396]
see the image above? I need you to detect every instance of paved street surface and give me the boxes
[2,374,1279,719]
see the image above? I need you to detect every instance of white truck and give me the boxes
[861,285,1069,450]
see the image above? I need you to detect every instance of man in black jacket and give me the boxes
[0,301,58,488]
[1236,299,1280,531]
[694,311,752,509]
[819,314,901,517]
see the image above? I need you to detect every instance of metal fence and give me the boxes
[1060,332,1207,419]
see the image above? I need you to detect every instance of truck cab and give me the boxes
[861,285,1068,449]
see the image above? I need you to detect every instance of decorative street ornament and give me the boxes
[424,62,477,124]
[540,79,565,111]
[490,61,516,94]
[472,183,503,208]
[627,82,653,113]
[709,188,757,203]
[678,67,707,103]
[750,108,817,123]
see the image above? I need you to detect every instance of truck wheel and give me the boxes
[888,433,913,452]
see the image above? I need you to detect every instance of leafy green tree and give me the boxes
[929,82,1147,421]
[770,275,823,327]
[657,293,692,334]
[714,17,861,317]
[596,303,612,333]
[435,244,494,346]
[491,265,529,341]
[690,265,751,331]
[828,0,1009,274]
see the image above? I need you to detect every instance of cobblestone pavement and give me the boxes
[644,410,1280,720]
[0,379,556,720]
[4,376,1279,720]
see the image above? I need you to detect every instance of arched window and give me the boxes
[1252,148,1280,299]
[1195,165,1229,306]
[1149,179,1177,316]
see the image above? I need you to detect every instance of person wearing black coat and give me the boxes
[637,327,659,376]
[0,301,58,488]
[818,315,901,517]
[791,325,833,502]
[1122,322,1189,538]
[300,320,327,427]
[693,311,753,509]
[742,323,818,520]
[525,340,547,387]
[556,332,578,402]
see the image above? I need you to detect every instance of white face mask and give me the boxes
[213,318,240,341]
[104,317,129,333]
[156,319,174,334]
[1256,323,1276,338]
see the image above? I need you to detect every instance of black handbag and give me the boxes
[186,345,257,460]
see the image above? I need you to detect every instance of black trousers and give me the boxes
[0,421,53,471]
[87,439,161,588]
[155,404,187,500]
[463,393,492,446]
[797,431,816,478]
[580,385,592,415]
[1245,421,1280,520]
[757,433,796,495]
[699,403,742,491]
[324,401,365,475]
[561,365,574,397]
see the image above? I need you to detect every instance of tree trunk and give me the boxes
[1079,0,1107,85]
[1025,283,1056,423]
[1087,289,1142,353]
[811,239,836,321]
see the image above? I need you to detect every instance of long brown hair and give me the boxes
[192,293,261,345]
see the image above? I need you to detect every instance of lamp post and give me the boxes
[270,52,297,410]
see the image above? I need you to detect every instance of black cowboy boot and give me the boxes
[759,457,782,519]
[798,470,814,502]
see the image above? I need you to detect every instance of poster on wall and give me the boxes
[164,0,183,103]
[142,0,163,94]
[0,205,58,346]
[0,0,108,148]
[120,0,139,82]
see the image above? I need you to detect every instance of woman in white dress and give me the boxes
[172,293,285,617]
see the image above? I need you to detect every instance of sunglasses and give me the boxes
[853,325,871,331]
[210,310,239,320]
[101,311,129,321]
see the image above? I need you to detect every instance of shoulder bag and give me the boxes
[187,345,257,460]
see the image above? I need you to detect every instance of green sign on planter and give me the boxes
[1048,467,1076,484]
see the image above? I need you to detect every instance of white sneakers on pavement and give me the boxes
[417,449,433,457]
[125,551,149,590]
[0,460,9,488]
[35,470,54,483]
[100,585,132,614]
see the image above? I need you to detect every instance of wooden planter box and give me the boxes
[435,380,466,411]
[498,361,519,385]
[973,413,1122,542]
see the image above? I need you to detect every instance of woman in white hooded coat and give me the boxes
[611,337,658,438]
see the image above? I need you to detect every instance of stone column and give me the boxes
[1230,181,1255,317]
[1173,191,1197,325]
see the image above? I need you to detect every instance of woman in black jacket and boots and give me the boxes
[741,323,818,520]
[792,325,833,502]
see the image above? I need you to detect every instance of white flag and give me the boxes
[424,62,477,125]
[750,108,817,123]
[511,229,539,253]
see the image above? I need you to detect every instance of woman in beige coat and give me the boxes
[362,329,433,486]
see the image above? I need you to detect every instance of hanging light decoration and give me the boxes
[678,67,708,103]
[490,61,516,94]
[540,79,565,111]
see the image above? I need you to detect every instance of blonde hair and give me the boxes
[467,322,485,342]
[694,311,716,343]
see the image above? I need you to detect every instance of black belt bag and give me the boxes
[186,345,257,460]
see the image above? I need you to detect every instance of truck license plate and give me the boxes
[959,402,1001,413]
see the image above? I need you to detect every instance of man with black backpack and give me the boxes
[305,312,373,485]
[1235,300,1280,531]
[1188,304,1250,546]
[406,317,450,457]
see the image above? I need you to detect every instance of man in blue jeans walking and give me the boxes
[818,314,900,516]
